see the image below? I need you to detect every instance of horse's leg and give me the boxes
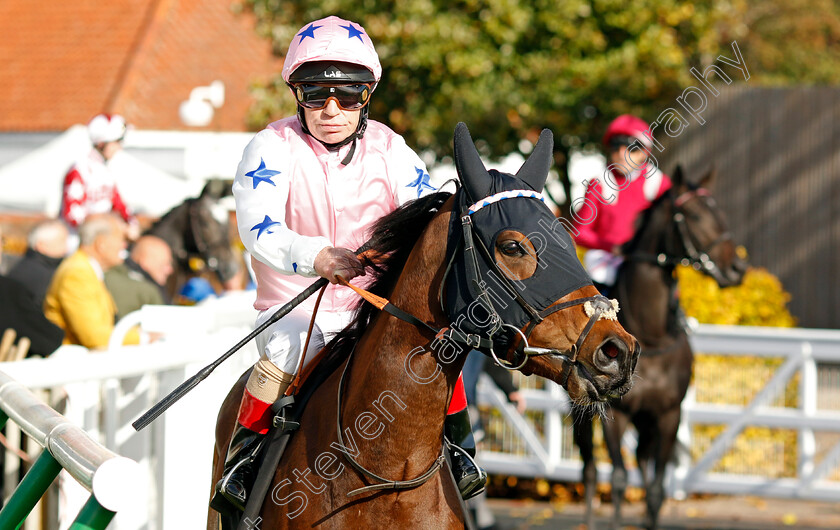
[602,409,630,530]
[634,415,656,491]
[645,408,681,530]
[572,408,597,529]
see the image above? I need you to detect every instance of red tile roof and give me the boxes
[0,0,283,132]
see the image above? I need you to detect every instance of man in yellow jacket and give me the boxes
[44,213,128,349]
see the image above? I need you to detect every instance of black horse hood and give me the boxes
[444,123,593,337]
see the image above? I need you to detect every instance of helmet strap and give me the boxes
[296,105,369,166]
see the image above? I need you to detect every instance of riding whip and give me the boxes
[132,242,372,431]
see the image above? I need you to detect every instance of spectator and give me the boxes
[0,223,64,357]
[44,213,127,350]
[60,114,140,240]
[175,277,217,306]
[7,219,69,307]
[0,276,65,357]
[105,235,174,320]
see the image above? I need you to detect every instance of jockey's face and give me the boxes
[303,99,360,145]
[609,143,649,176]
[97,140,123,161]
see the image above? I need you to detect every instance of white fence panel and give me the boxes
[2,292,260,530]
[5,296,840,529]
[475,324,840,503]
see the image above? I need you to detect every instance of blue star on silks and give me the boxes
[250,215,282,239]
[341,23,364,42]
[406,166,435,198]
[297,23,322,43]
[245,158,280,189]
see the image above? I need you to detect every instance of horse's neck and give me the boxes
[618,261,675,343]
[339,207,461,475]
[619,209,679,347]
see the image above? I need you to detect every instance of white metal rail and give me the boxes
[476,324,840,502]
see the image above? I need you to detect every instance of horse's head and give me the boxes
[661,166,748,287]
[444,123,639,405]
[187,181,241,284]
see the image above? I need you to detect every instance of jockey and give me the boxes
[61,114,139,239]
[212,16,485,514]
[573,114,671,294]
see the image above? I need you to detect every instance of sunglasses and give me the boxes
[292,83,372,111]
[608,135,637,150]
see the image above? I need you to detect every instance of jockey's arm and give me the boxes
[233,130,332,278]
[61,168,86,228]
[391,135,437,206]
[573,182,612,252]
[110,186,140,240]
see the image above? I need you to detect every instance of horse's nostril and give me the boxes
[631,342,641,371]
[601,340,621,359]
[595,338,628,373]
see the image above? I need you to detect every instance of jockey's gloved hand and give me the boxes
[314,246,366,284]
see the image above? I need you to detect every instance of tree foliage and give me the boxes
[242,0,840,168]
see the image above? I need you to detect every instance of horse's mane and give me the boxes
[323,191,454,367]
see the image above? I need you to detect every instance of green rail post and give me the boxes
[68,494,116,530]
[0,370,142,529]
[0,451,62,529]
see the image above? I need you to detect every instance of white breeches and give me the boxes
[255,305,355,375]
[583,249,625,287]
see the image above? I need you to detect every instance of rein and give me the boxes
[334,342,446,497]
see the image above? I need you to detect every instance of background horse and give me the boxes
[572,166,749,530]
[209,124,639,529]
[145,179,241,297]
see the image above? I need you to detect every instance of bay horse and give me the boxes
[572,166,748,530]
[145,179,241,296]
[209,123,640,529]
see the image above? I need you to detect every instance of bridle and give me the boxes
[330,188,619,496]
[441,188,618,384]
[184,199,231,274]
[628,188,735,285]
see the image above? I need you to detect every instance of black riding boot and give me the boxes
[445,407,487,500]
[210,424,265,514]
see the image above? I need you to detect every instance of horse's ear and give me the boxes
[200,179,228,200]
[699,164,717,190]
[454,122,491,203]
[671,164,687,190]
[514,129,553,192]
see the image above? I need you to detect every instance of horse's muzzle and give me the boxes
[593,337,639,398]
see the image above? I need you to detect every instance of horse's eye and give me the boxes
[499,240,526,257]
